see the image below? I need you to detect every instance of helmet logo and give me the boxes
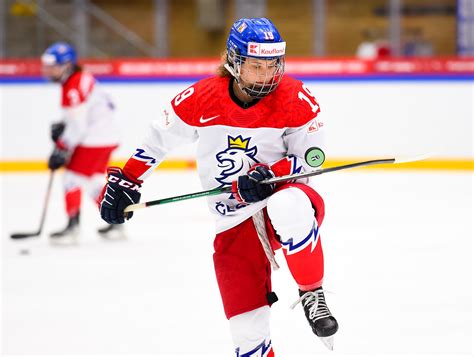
[249,43,259,55]
[246,42,286,57]
[57,44,68,54]
[237,23,247,33]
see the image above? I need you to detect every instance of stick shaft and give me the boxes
[10,171,54,239]
[37,171,55,232]
[262,158,395,184]
[124,186,232,212]
[124,155,427,213]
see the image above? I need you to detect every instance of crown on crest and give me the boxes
[228,135,250,149]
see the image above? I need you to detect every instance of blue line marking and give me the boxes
[0,74,473,84]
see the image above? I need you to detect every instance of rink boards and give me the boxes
[1,78,472,172]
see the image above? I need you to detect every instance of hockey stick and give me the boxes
[124,154,429,213]
[10,171,55,239]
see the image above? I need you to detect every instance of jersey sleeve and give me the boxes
[62,72,95,107]
[123,90,199,182]
[283,81,325,172]
[57,72,96,150]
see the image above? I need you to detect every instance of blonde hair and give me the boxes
[216,50,232,77]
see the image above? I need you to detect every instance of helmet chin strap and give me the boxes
[59,64,74,83]
[224,63,237,78]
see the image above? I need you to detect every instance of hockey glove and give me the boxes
[51,121,65,143]
[99,167,141,224]
[48,147,70,170]
[232,164,276,203]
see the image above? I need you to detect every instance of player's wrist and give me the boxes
[107,167,142,188]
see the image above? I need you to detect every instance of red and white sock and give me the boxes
[230,306,274,357]
[267,186,324,290]
[65,187,81,217]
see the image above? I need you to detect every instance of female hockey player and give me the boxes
[99,18,338,355]
[41,42,122,243]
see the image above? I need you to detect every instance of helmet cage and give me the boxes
[226,47,285,99]
[40,57,74,83]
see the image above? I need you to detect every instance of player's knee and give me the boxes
[63,170,85,191]
[229,306,272,356]
[89,173,106,200]
[267,187,315,238]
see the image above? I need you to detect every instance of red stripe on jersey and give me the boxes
[122,158,152,183]
[270,156,294,177]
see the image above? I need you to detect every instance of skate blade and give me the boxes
[319,335,334,351]
[49,234,79,246]
[98,230,127,241]
[49,239,79,246]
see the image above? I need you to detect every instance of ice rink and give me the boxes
[1,169,472,356]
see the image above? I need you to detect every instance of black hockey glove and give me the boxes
[48,147,70,170]
[51,121,65,143]
[233,164,276,203]
[99,167,141,224]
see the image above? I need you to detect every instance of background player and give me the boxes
[99,18,338,355]
[41,42,122,243]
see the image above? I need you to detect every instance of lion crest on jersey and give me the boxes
[215,135,258,186]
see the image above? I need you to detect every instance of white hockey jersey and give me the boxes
[123,75,325,233]
[59,71,119,150]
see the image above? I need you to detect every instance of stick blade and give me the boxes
[10,232,40,239]
[394,153,433,164]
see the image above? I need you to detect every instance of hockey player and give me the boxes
[99,18,338,355]
[41,42,122,243]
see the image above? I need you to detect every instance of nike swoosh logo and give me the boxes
[199,115,220,123]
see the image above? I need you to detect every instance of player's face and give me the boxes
[238,56,284,98]
[240,58,278,86]
[41,63,67,82]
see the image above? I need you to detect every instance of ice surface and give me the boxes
[1,170,472,356]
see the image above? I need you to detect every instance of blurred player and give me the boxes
[99,18,338,355]
[41,42,122,243]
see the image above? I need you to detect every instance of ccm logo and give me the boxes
[108,176,140,191]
